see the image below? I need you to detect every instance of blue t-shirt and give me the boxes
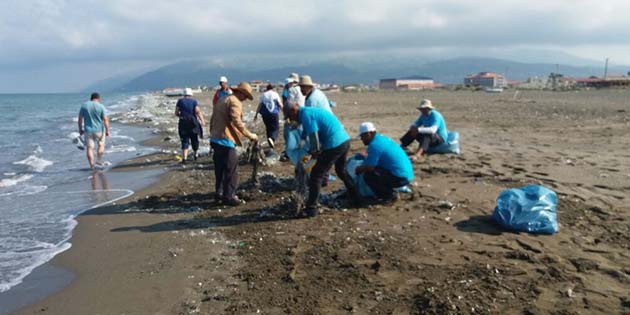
[414,109,448,142]
[365,133,414,181]
[298,107,349,150]
[176,98,198,118]
[304,89,332,112]
[79,101,106,134]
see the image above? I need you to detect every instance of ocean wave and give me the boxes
[0,184,48,197]
[0,174,34,188]
[13,155,54,173]
[106,145,137,153]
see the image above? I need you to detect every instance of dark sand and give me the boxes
[15,89,630,315]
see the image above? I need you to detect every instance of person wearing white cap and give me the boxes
[175,88,206,163]
[213,76,233,105]
[355,122,414,203]
[255,83,283,148]
[400,99,448,160]
[280,74,305,161]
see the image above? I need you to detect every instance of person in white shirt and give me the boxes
[255,83,283,149]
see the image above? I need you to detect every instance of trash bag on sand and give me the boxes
[346,155,375,197]
[492,185,558,234]
[426,131,460,155]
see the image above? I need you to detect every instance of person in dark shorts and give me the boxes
[175,88,205,163]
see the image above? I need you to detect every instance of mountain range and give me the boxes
[86,55,630,92]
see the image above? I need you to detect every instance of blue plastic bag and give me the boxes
[345,155,375,197]
[492,185,558,234]
[426,131,461,155]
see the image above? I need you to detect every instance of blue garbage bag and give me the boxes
[426,131,461,155]
[345,154,375,197]
[285,127,309,166]
[492,185,558,234]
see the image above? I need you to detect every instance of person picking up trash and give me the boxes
[209,82,258,206]
[175,88,205,163]
[400,99,449,160]
[355,122,414,203]
[286,105,358,217]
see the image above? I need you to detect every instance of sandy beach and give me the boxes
[14,89,630,315]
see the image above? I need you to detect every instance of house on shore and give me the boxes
[464,72,507,88]
[379,76,437,90]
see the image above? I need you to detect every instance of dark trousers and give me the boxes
[180,134,199,151]
[261,113,280,142]
[400,131,444,152]
[364,168,409,199]
[211,143,239,201]
[307,140,354,208]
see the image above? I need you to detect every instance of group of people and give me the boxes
[78,74,450,217]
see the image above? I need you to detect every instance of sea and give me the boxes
[0,92,173,301]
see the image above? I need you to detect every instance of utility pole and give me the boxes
[604,57,609,79]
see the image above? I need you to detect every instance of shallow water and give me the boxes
[0,93,162,294]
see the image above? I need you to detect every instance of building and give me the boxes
[379,76,436,90]
[464,72,507,88]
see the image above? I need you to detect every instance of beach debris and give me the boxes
[438,200,454,210]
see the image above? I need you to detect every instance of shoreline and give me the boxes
[10,89,630,314]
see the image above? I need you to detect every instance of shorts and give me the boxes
[84,132,105,148]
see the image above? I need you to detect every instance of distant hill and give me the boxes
[99,57,629,92]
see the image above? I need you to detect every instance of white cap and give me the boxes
[358,122,376,136]
[285,78,293,84]
[183,88,193,96]
[219,76,228,83]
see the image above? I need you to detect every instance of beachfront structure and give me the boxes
[379,77,436,90]
[575,75,630,88]
[464,72,507,88]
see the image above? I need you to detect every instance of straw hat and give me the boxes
[299,75,314,87]
[232,82,254,100]
[417,99,434,110]
[183,88,193,96]
[289,73,299,82]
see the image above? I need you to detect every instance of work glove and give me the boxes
[249,133,259,142]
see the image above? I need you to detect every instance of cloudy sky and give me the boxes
[1,0,629,92]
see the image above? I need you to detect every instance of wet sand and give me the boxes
[15,89,630,314]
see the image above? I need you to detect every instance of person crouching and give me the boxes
[355,122,414,203]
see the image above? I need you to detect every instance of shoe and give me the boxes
[193,151,198,161]
[304,206,318,217]
[223,197,243,206]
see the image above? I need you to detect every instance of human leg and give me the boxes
[211,143,226,199]
[190,134,200,160]
[222,147,239,203]
[181,135,191,161]
[364,168,407,200]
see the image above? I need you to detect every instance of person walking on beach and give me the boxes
[209,82,259,206]
[299,75,333,112]
[255,83,282,149]
[400,99,448,160]
[286,105,358,217]
[78,92,110,170]
[355,122,414,203]
[175,88,206,163]
[212,76,232,106]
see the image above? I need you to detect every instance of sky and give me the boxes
[1,0,629,93]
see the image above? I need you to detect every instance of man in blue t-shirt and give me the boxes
[78,92,110,170]
[355,122,414,202]
[400,99,448,160]
[286,105,358,217]
[175,88,206,163]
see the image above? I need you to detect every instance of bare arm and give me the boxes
[78,113,84,135]
[194,106,205,126]
[103,115,110,137]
